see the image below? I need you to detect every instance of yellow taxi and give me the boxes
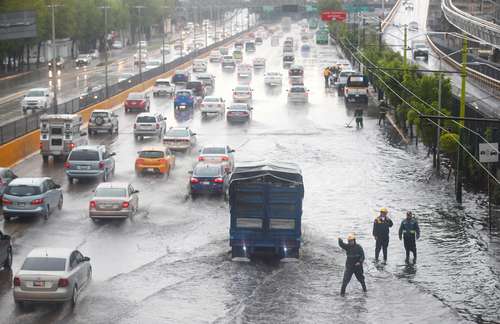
[135,146,175,176]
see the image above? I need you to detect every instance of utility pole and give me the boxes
[247,8,250,30]
[99,2,110,98]
[134,5,145,83]
[456,35,468,203]
[162,2,168,72]
[49,1,58,111]
[403,24,408,79]
[378,20,382,49]
[381,0,385,19]
[436,56,443,175]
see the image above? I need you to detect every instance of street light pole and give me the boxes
[162,3,168,72]
[456,35,468,203]
[50,2,58,111]
[133,6,145,83]
[99,2,110,99]
[403,24,408,79]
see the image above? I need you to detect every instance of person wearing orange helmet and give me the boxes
[373,207,393,263]
[338,233,367,296]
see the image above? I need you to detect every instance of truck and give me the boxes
[281,17,292,32]
[228,162,304,259]
[344,74,370,104]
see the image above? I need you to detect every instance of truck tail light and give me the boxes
[69,143,76,149]
[64,162,71,169]
[31,198,44,205]
[13,277,20,286]
[99,161,105,169]
[221,156,229,161]
[198,156,205,161]
[156,123,160,129]
[58,278,69,287]
[213,178,224,183]
[136,158,145,164]
[89,201,96,209]
[190,177,199,184]
[159,159,167,164]
[2,197,12,205]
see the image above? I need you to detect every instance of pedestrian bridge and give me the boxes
[442,0,500,48]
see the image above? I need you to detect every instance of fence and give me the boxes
[0,28,252,145]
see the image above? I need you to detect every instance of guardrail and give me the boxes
[441,0,500,48]
[426,35,500,100]
[0,28,253,146]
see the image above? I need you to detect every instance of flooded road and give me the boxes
[0,23,499,323]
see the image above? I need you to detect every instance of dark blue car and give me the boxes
[174,89,195,110]
[228,162,304,259]
[189,163,227,197]
[171,70,189,86]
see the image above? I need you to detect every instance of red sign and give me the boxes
[320,11,347,22]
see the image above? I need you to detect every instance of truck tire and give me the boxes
[231,246,246,258]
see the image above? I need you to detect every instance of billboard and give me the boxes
[320,11,347,22]
[0,11,37,40]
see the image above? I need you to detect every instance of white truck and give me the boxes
[152,79,175,97]
[21,88,53,114]
[344,74,369,104]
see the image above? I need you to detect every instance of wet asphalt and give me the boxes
[0,23,499,324]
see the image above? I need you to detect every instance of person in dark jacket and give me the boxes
[399,211,420,264]
[339,233,367,296]
[373,207,393,262]
[354,108,363,129]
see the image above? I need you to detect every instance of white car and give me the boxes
[134,52,147,65]
[136,40,148,48]
[287,85,309,103]
[209,50,222,62]
[145,59,162,70]
[264,72,283,86]
[13,248,92,307]
[197,145,236,173]
[152,79,175,97]
[232,85,253,102]
[192,59,207,73]
[134,112,167,140]
[112,40,123,49]
[200,96,226,117]
[253,58,266,69]
[221,55,236,69]
[408,21,418,31]
[237,64,252,78]
[21,88,53,114]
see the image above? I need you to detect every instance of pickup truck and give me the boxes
[344,74,369,104]
[228,162,304,259]
[153,79,175,97]
[21,88,53,114]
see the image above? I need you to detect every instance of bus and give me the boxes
[315,28,329,45]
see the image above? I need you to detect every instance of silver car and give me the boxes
[89,182,139,220]
[65,145,116,183]
[134,112,167,140]
[163,127,197,151]
[2,177,63,221]
[287,85,309,104]
[13,248,92,307]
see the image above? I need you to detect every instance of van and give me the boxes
[40,114,88,163]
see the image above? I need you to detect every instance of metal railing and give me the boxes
[0,28,253,145]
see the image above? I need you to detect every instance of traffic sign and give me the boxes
[479,143,498,163]
[344,5,370,13]
[320,11,347,22]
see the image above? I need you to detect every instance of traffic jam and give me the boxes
[0,17,495,323]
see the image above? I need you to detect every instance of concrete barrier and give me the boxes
[0,31,249,168]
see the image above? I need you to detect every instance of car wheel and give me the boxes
[15,300,24,309]
[3,248,12,269]
[103,171,108,182]
[4,214,11,222]
[58,196,63,210]
[44,206,50,220]
[109,128,113,135]
[42,155,49,163]
[71,285,78,307]
[68,176,74,184]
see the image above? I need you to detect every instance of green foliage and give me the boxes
[439,133,459,155]
[317,0,343,12]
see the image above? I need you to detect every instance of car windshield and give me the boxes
[128,93,143,100]
[136,116,156,123]
[5,185,41,196]
[202,147,226,154]
[92,112,109,118]
[284,56,294,60]
[22,257,66,271]
[187,82,201,88]
[26,90,45,97]
[166,129,189,137]
[194,166,221,177]
[95,187,127,197]
[229,105,248,110]
[415,44,426,49]
[223,56,233,60]
[155,81,170,86]
[203,97,220,102]
[177,91,191,96]
[235,86,249,91]
[77,55,88,59]
[291,87,305,93]
[69,150,100,161]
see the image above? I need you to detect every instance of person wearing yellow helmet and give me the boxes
[373,207,393,263]
[338,233,367,296]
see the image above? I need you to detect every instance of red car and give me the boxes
[125,92,150,113]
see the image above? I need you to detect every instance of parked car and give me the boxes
[197,145,235,173]
[89,182,139,220]
[163,127,197,151]
[75,54,91,67]
[13,248,92,307]
[226,103,253,123]
[200,96,225,117]
[0,168,17,201]
[192,59,207,73]
[189,163,228,198]
[253,58,266,69]
[232,85,253,102]
[0,230,12,269]
[2,177,63,221]
[64,145,116,183]
[134,112,167,140]
[283,54,295,67]
[264,72,283,86]
[88,110,119,135]
[174,89,195,110]
[172,70,190,86]
[47,57,65,69]
[209,50,222,62]
[135,146,175,176]
[21,88,53,114]
[287,85,309,104]
[221,55,236,69]
[124,92,150,113]
[152,79,175,97]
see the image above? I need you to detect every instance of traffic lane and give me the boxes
[0,33,465,323]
